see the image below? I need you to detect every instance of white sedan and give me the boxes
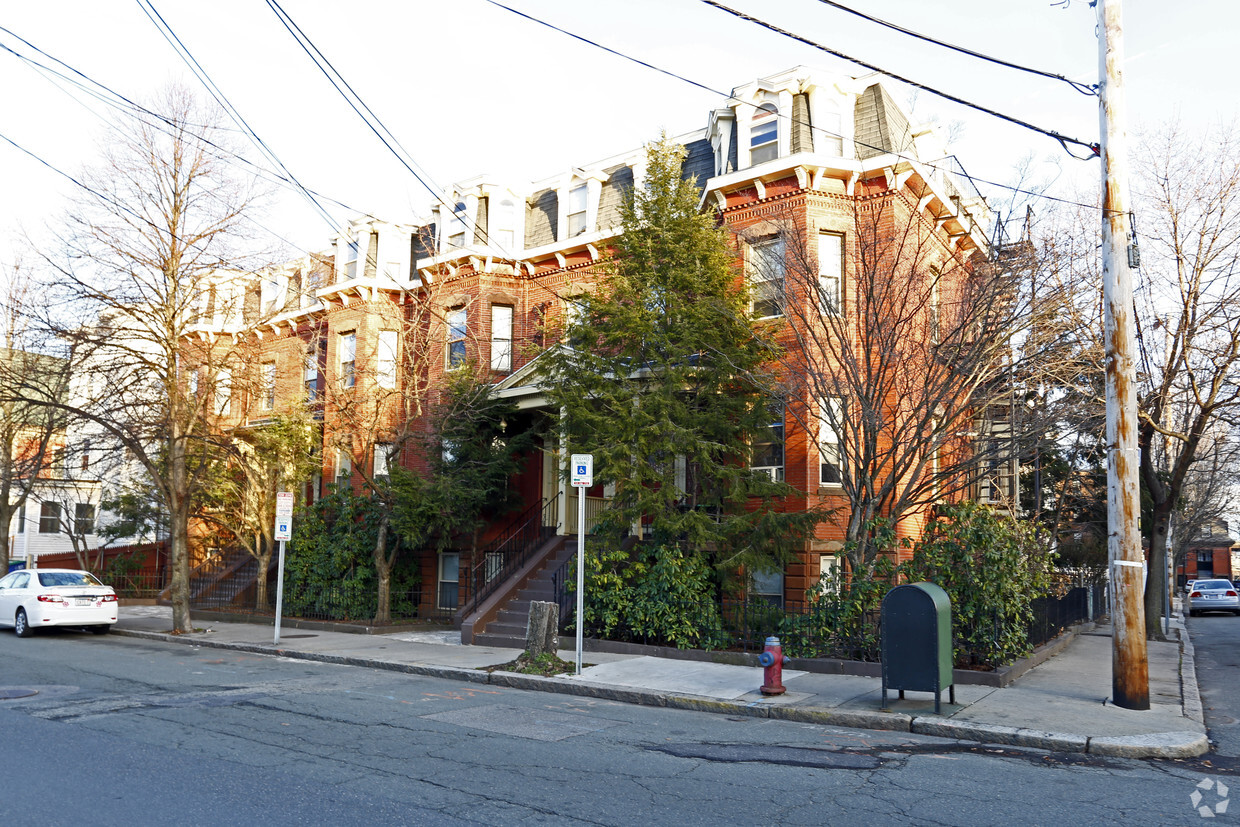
[1187,579,1240,617]
[0,568,118,636]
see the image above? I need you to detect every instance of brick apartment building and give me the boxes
[189,66,998,622]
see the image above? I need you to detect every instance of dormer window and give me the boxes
[494,198,516,249]
[344,240,359,280]
[447,202,467,248]
[567,185,588,237]
[750,103,779,165]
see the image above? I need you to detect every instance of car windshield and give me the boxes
[1196,580,1233,590]
[37,571,103,587]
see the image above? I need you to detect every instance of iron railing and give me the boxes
[458,493,560,619]
[109,572,167,600]
[552,577,1109,669]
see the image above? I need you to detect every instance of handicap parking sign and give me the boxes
[570,454,593,488]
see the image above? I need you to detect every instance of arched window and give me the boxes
[750,103,779,165]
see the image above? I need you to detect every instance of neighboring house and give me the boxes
[190,65,999,615]
[1176,520,1237,587]
[1,348,103,567]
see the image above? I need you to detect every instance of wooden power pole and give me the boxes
[1099,0,1149,710]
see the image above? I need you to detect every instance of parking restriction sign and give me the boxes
[274,492,294,541]
[570,454,593,488]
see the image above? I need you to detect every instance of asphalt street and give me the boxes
[0,627,1230,825]
[1188,611,1240,758]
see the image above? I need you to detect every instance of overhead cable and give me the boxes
[136,0,341,232]
[263,0,510,256]
[700,0,1100,159]
[808,0,1097,96]
[483,0,1099,211]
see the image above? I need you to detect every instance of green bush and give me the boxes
[900,501,1054,667]
[285,487,419,621]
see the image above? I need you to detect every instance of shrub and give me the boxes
[900,501,1054,667]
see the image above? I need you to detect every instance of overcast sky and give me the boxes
[2,0,1235,266]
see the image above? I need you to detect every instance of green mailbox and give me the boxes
[881,582,955,714]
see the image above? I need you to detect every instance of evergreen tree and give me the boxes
[544,135,817,586]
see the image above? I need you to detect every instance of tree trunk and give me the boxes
[373,517,392,625]
[256,543,271,610]
[168,433,193,634]
[1144,503,1172,640]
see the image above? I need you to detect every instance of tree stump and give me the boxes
[526,601,559,657]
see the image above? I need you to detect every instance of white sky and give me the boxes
[1,0,1235,266]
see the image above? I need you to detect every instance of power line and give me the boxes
[136,0,341,232]
[0,25,378,254]
[263,0,511,257]
[808,0,1097,96]
[701,0,1100,159]
[483,0,1100,213]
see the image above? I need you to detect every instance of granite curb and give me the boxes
[110,626,1206,758]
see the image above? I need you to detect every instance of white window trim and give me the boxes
[377,330,398,389]
[818,396,844,488]
[339,332,357,388]
[490,305,513,373]
[748,236,786,320]
[818,231,843,315]
[446,307,467,369]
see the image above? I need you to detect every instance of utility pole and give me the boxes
[1099,0,1149,710]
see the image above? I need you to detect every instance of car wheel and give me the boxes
[90,624,111,635]
[1189,609,1198,617]
[14,608,33,637]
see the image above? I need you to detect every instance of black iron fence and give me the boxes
[109,572,166,600]
[1028,583,1108,648]
[553,578,1109,669]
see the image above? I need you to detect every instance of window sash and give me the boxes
[447,308,467,368]
[340,333,356,388]
[818,232,843,315]
[749,237,786,319]
[490,305,513,372]
[74,503,95,536]
[377,330,398,389]
[750,104,779,164]
[39,502,60,534]
[214,369,231,415]
[567,185,588,236]
[261,363,276,409]
[818,397,843,486]
[751,405,785,481]
[374,443,393,479]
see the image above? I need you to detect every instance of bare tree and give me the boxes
[1132,121,1240,638]
[774,191,1036,573]
[27,86,268,633]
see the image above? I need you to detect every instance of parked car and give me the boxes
[0,568,118,637]
[1187,579,1240,617]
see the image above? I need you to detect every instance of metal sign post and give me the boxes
[273,492,294,647]
[570,454,593,676]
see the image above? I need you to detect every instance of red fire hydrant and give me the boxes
[759,635,790,695]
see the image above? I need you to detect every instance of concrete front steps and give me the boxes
[472,538,576,648]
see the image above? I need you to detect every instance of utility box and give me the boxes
[881,582,955,714]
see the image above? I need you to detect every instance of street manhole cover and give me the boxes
[0,688,39,700]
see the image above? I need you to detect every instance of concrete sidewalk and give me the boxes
[109,606,1207,759]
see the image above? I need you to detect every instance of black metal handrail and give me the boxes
[458,493,560,619]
